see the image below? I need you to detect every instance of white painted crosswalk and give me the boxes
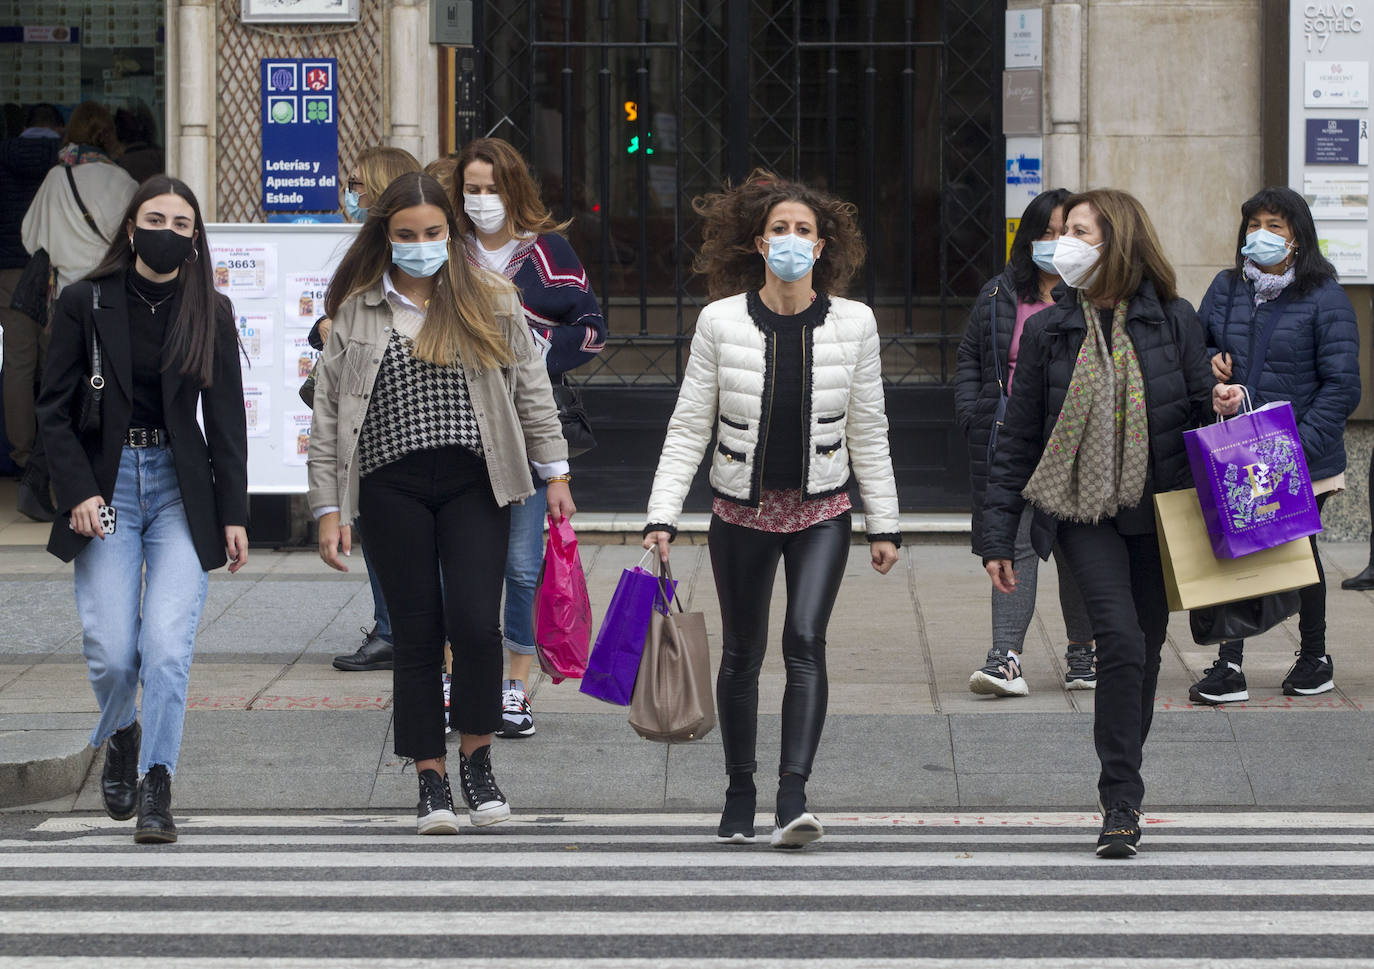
[0,811,1370,966]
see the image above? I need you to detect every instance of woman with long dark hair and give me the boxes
[643,171,900,849]
[955,187,1095,698]
[36,176,248,844]
[453,136,606,739]
[1188,187,1360,704]
[309,172,571,836]
[981,188,1232,856]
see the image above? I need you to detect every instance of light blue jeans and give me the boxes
[503,482,547,655]
[74,445,209,775]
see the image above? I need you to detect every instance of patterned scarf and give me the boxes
[57,143,114,167]
[1242,258,1295,307]
[1022,293,1150,523]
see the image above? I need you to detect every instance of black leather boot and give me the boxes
[134,765,177,844]
[100,721,140,821]
[332,625,394,671]
[1341,564,1374,591]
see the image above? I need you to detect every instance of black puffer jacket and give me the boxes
[954,270,1064,556]
[981,280,1215,563]
[0,134,61,268]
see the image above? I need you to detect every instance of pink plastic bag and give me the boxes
[533,515,592,683]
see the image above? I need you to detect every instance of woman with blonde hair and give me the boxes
[342,145,421,222]
[453,136,605,738]
[981,188,1235,857]
[308,172,572,835]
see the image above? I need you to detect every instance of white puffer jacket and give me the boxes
[645,292,901,541]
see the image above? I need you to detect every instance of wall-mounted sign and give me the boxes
[1304,172,1369,220]
[1005,137,1043,219]
[260,58,340,212]
[1002,70,1042,136]
[1004,9,1042,69]
[1304,59,1369,107]
[1306,118,1369,164]
[242,0,359,24]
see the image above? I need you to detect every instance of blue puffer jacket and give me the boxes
[1198,270,1361,480]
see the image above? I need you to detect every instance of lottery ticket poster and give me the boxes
[282,410,313,467]
[236,313,275,368]
[285,332,321,390]
[242,383,271,438]
[285,273,332,326]
[211,244,279,300]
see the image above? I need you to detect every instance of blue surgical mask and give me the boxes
[764,233,818,283]
[1241,228,1292,267]
[391,239,450,278]
[344,189,367,222]
[1031,239,1058,275]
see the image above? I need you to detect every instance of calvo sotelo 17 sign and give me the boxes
[260,58,339,212]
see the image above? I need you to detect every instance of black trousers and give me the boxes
[1219,490,1331,666]
[1055,521,1169,810]
[358,446,511,759]
[709,512,850,779]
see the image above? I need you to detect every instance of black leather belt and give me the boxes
[125,427,167,448]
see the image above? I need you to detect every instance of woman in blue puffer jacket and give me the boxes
[1189,186,1360,706]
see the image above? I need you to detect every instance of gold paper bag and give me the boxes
[1153,488,1319,612]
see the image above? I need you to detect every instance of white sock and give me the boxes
[1227,662,1242,673]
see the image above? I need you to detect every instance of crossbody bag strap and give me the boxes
[1243,288,1293,388]
[64,165,108,245]
[988,283,1005,400]
[89,283,104,389]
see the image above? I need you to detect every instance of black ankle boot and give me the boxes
[1341,564,1374,591]
[775,772,807,826]
[716,773,756,844]
[134,765,177,844]
[100,721,140,821]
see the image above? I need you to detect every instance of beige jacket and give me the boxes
[307,282,568,522]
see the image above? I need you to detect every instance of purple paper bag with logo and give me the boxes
[580,551,677,705]
[1184,400,1322,559]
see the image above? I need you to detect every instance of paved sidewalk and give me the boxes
[3,488,1373,814]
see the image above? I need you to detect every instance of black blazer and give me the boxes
[35,271,249,571]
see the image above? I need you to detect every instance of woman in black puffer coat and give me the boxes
[955,188,1095,699]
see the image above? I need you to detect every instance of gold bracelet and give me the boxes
[545,473,572,483]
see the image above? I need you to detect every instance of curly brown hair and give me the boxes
[691,169,866,300]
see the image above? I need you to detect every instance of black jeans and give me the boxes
[709,512,850,779]
[1218,490,1331,666]
[358,446,511,760]
[1055,521,1169,810]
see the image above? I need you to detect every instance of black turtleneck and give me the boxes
[746,289,830,490]
[126,266,178,429]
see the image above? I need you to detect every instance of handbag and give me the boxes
[9,248,55,326]
[552,375,596,457]
[580,549,671,705]
[74,283,105,436]
[532,515,592,683]
[1189,590,1301,645]
[628,559,716,743]
[1153,487,1318,611]
[298,360,317,408]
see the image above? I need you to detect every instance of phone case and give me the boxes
[97,504,117,535]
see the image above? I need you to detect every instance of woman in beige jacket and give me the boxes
[308,172,571,836]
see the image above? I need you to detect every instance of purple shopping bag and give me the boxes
[1184,399,1321,559]
[580,550,676,706]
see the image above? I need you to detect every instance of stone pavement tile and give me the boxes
[0,519,55,548]
[0,579,81,656]
[179,710,393,775]
[299,584,385,658]
[809,714,959,809]
[949,713,1098,774]
[1240,740,1374,806]
[185,663,288,707]
[0,549,71,574]
[0,664,96,714]
[957,771,1100,808]
[1145,712,1235,740]
[193,580,360,655]
[173,771,384,811]
[1140,742,1254,806]
[1228,711,1374,742]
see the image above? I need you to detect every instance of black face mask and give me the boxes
[131,227,195,274]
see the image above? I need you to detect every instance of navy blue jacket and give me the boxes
[0,134,61,268]
[1198,271,1360,481]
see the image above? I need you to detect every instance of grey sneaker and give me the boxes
[1064,643,1098,691]
[969,651,1028,697]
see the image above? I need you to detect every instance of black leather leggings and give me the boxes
[709,512,851,779]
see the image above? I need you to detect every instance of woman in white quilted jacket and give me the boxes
[643,171,900,850]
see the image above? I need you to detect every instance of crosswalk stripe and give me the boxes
[7,961,1374,969]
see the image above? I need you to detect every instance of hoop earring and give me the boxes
[190,246,200,263]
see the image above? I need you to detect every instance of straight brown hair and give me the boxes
[325,172,517,371]
[1061,188,1178,305]
[452,137,569,237]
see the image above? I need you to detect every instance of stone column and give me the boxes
[1043,1,1083,194]
[389,0,440,162]
[166,0,218,219]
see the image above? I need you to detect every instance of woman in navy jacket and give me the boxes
[1189,187,1360,705]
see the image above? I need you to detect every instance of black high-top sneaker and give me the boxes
[458,745,510,826]
[101,721,141,821]
[134,765,177,844]
[415,768,459,835]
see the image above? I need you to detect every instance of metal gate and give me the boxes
[453,0,1004,511]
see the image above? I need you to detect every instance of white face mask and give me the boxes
[1052,236,1103,290]
[464,193,506,234]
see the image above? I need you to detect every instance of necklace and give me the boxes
[131,286,173,315]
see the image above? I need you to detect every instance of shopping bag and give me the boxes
[532,515,592,683]
[579,549,674,705]
[1188,590,1301,645]
[628,559,716,743]
[1153,488,1319,611]
[1184,400,1321,558]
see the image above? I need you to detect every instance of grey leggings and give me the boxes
[993,507,1093,657]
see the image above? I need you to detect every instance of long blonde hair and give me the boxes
[354,146,421,208]
[325,172,516,371]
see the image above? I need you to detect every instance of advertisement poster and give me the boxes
[285,273,332,325]
[1005,137,1043,219]
[1304,60,1370,107]
[261,58,340,211]
[1004,9,1042,68]
[1318,229,1370,277]
[1303,173,1369,220]
[285,332,321,390]
[211,244,278,299]
[1305,118,1369,165]
[283,410,313,466]
[242,383,271,438]
[236,313,274,367]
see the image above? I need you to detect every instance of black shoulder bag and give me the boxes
[553,374,596,458]
[9,166,108,328]
[74,283,105,436]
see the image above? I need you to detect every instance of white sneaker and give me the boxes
[497,683,535,738]
[969,652,1029,697]
[770,812,824,849]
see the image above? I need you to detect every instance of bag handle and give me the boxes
[88,283,104,392]
[654,556,683,614]
[65,165,108,245]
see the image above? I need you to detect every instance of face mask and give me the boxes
[131,227,194,274]
[464,193,506,234]
[344,189,367,222]
[764,233,818,283]
[1052,236,1103,290]
[1031,239,1059,275]
[391,239,450,278]
[1241,228,1292,267]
